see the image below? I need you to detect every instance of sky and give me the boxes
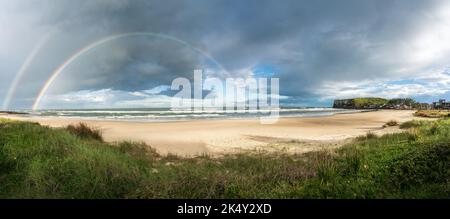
[0,0,449,110]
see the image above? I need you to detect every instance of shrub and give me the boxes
[389,141,450,189]
[415,110,450,118]
[385,120,399,127]
[66,123,103,141]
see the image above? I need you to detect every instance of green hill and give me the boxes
[333,97,389,109]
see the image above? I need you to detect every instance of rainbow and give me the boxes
[32,32,228,111]
[2,32,53,110]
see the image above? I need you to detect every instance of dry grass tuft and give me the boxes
[385,120,399,127]
[66,122,103,141]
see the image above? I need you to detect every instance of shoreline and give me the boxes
[0,110,424,157]
[1,107,365,123]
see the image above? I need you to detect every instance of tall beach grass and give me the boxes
[0,118,448,198]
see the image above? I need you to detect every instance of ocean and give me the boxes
[19,107,362,122]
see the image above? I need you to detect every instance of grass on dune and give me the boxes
[0,118,449,198]
[415,110,450,118]
[66,123,103,141]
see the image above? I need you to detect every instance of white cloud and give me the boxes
[142,85,170,94]
[40,88,173,109]
[39,77,288,109]
[316,69,450,101]
[2,1,450,109]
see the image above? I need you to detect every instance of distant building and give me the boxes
[386,98,416,110]
[414,103,431,110]
[433,99,450,110]
[333,98,449,110]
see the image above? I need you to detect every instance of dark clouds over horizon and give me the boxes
[1,0,449,109]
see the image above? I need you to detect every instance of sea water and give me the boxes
[19,107,362,122]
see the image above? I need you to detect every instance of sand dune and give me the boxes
[1,110,423,157]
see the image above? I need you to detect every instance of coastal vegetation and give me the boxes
[352,97,390,108]
[333,97,389,109]
[66,123,103,141]
[414,110,450,118]
[384,120,399,127]
[387,98,416,107]
[332,97,426,110]
[0,118,449,198]
[334,97,449,111]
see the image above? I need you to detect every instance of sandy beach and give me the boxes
[1,110,422,157]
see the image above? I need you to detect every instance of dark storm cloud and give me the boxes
[1,0,449,108]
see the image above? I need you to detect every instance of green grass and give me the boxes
[0,118,449,198]
[352,97,389,108]
[0,118,16,124]
[400,120,424,129]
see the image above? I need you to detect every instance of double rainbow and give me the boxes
[10,32,228,111]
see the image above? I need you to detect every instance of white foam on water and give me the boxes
[23,107,361,122]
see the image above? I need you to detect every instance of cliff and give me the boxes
[333,98,388,109]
